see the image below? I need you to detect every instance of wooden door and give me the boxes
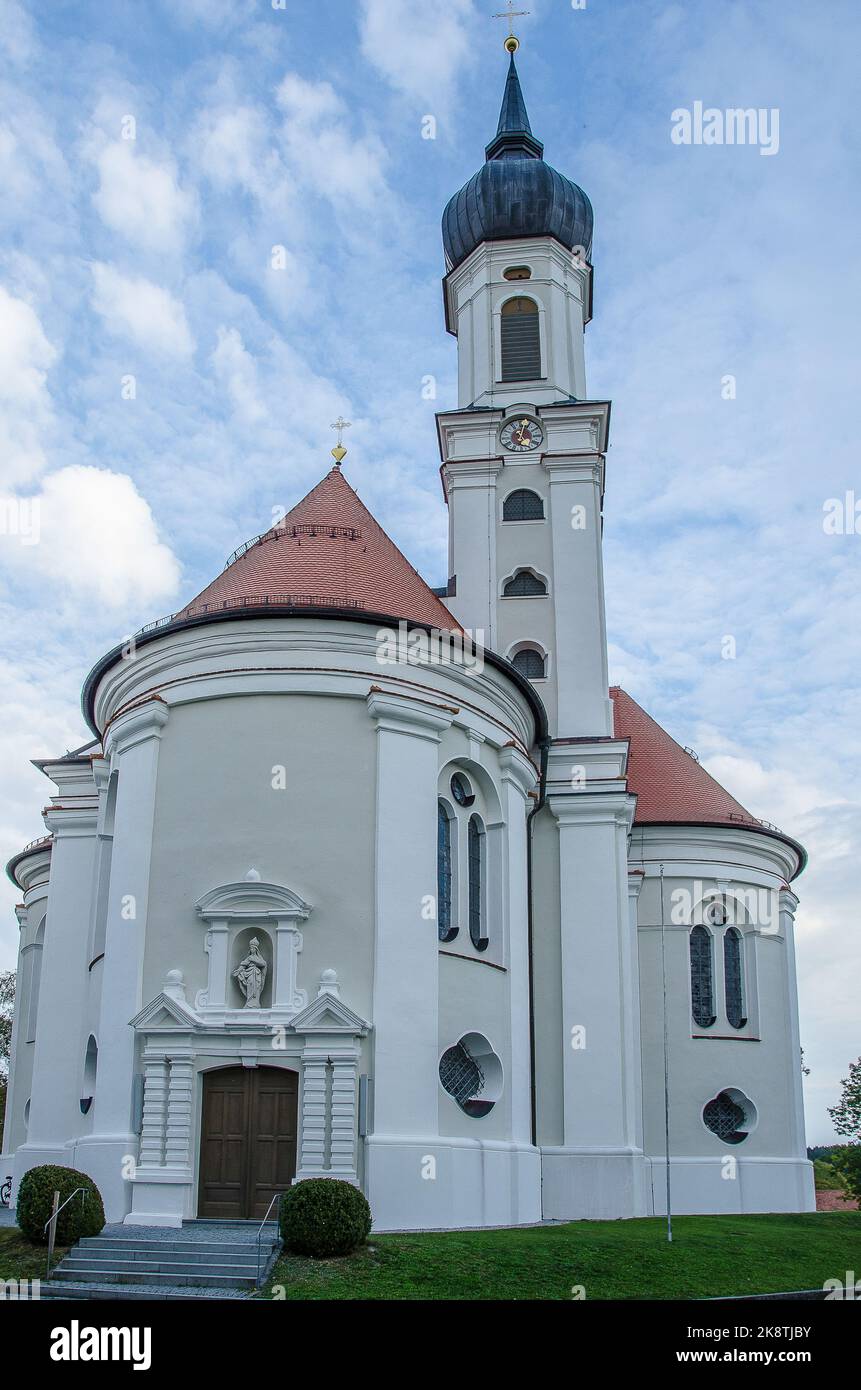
[198,1066,298,1219]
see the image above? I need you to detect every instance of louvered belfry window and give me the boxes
[690,925,716,1027]
[503,488,544,522]
[724,927,747,1029]
[500,297,541,381]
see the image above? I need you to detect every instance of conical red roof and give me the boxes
[182,466,457,630]
[611,686,755,827]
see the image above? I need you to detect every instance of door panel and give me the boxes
[198,1066,298,1219]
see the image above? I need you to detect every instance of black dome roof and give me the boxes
[442,54,593,273]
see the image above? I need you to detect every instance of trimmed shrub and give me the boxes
[831,1144,861,1202]
[16,1164,105,1245]
[279,1178,372,1258]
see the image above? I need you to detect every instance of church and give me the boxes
[1,40,814,1232]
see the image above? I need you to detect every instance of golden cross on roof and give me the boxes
[493,1,529,52]
[330,416,352,464]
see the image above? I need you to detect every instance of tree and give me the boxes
[829,1057,861,1141]
[0,970,15,1152]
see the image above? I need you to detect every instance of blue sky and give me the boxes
[0,0,858,1142]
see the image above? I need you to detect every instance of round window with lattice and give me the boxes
[438,1033,503,1118]
[702,1088,757,1145]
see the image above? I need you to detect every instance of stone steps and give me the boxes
[40,1221,281,1301]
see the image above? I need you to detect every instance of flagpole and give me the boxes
[659,862,673,1242]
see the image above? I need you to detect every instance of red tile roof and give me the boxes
[610,686,755,827]
[182,466,458,630]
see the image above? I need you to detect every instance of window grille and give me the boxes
[690,925,716,1027]
[439,1043,485,1108]
[503,570,547,596]
[503,489,544,522]
[724,927,747,1029]
[437,802,455,942]
[468,816,486,949]
[512,648,545,679]
[703,1091,747,1144]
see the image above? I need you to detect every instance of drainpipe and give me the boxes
[526,737,551,1149]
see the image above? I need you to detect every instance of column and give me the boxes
[367,692,450,1135]
[780,890,814,1197]
[364,690,452,1229]
[442,460,502,643]
[82,700,169,1221]
[17,785,98,1175]
[499,747,537,1147]
[541,789,646,1219]
[543,446,613,737]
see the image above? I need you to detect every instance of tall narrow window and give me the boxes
[690,925,716,1028]
[724,928,747,1029]
[468,815,487,950]
[437,801,456,942]
[500,297,540,382]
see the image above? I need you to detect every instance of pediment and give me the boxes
[131,992,199,1032]
[290,992,369,1036]
[196,879,312,922]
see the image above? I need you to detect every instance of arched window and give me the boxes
[690,925,716,1028]
[437,801,457,942]
[511,647,546,680]
[503,488,544,522]
[468,816,487,950]
[500,297,541,381]
[503,569,547,597]
[723,927,747,1029]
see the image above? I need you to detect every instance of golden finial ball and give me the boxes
[505,34,520,53]
[331,445,347,463]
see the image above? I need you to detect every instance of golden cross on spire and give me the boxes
[330,416,351,464]
[493,1,529,52]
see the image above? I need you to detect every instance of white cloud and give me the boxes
[275,74,390,210]
[5,465,181,608]
[0,285,57,487]
[358,0,476,109]
[211,326,265,423]
[0,0,37,67]
[93,141,197,255]
[90,263,194,358]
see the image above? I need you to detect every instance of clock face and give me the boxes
[500,416,544,453]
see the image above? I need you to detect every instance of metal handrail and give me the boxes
[255,1192,283,1288]
[44,1186,91,1282]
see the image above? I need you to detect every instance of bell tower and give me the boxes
[436,40,612,740]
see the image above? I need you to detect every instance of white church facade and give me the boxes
[1,49,814,1231]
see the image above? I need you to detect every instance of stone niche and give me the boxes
[193,871,312,1024]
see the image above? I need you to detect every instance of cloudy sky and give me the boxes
[0,0,858,1142]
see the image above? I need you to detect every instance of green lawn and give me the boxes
[0,1226,68,1286]
[264,1212,861,1300]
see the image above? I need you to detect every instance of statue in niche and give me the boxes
[233,936,268,1008]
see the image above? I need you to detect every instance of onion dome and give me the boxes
[442,52,593,273]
